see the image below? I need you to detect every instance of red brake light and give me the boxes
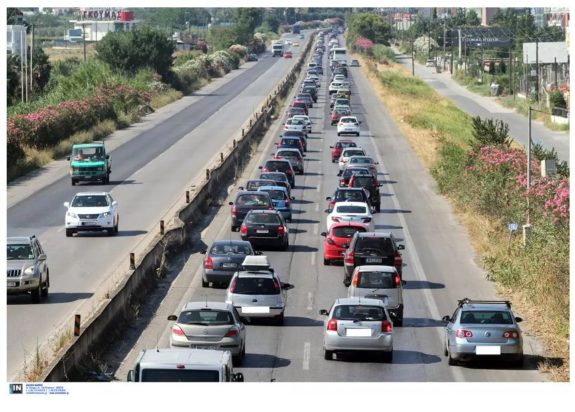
[240,225,247,235]
[273,279,280,291]
[351,273,359,286]
[285,169,293,174]
[224,328,239,337]
[204,256,213,270]
[456,329,473,338]
[277,225,285,234]
[382,320,392,333]
[172,325,185,336]
[284,199,290,207]
[339,179,346,186]
[344,250,354,265]
[229,278,237,293]
[327,319,338,331]
[503,330,519,339]
[394,273,400,286]
[231,205,237,216]
[394,250,402,266]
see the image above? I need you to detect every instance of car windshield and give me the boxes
[210,243,252,255]
[332,226,366,238]
[335,205,366,214]
[7,244,34,260]
[233,277,279,295]
[357,271,396,289]
[177,310,234,325]
[236,194,269,207]
[333,305,386,321]
[72,147,103,160]
[71,195,109,207]
[356,237,394,254]
[351,177,375,187]
[460,311,514,325]
[246,213,281,224]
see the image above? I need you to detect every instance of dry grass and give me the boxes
[150,89,183,109]
[44,43,98,63]
[355,52,570,381]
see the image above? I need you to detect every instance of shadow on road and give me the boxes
[239,353,291,369]
[400,317,445,328]
[455,354,563,372]
[381,208,411,214]
[333,350,441,365]
[7,292,94,305]
[283,316,323,327]
[403,280,445,290]
[375,224,403,230]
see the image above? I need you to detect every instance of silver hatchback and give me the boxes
[320,297,393,362]
[167,301,246,365]
[347,265,406,326]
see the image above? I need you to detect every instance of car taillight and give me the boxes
[339,179,346,186]
[172,325,185,336]
[277,225,285,234]
[327,319,338,331]
[503,330,519,339]
[284,125,289,129]
[351,273,359,286]
[274,155,280,159]
[273,279,280,291]
[394,250,402,266]
[231,205,237,216]
[382,320,392,333]
[326,237,336,245]
[262,167,269,172]
[240,225,247,235]
[285,199,290,207]
[331,216,341,222]
[394,273,400,286]
[224,328,239,337]
[337,122,343,126]
[344,250,354,265]
[229,278,237,293]
[456,329,473,338]
[204,256,213,270]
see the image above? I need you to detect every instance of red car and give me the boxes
[284,51,293,58]
[291,100,308,115]
[330,108,351,126]
[321,222,369,265]
[330,139,357,163]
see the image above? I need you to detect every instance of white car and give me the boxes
[329,81,345,94]
[347,155,378,175]
[326,201,374,232]
[337,116,361,136]
[338,147,366,170]
[291,115,312,133]
[64,191,119,237]
[284,117,308,134]
[332,74,346,82]
[306,75,321,87]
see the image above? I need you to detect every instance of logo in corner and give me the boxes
[9,383,23,394]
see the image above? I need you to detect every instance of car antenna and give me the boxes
[205,295,208,308]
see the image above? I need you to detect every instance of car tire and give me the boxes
[65,229,74,237]
[107,228,115,236]
[201,277,209,288]
[283,239,289,251]
[337,132,340,136]
[323,258,330,266]
[114,218,119,235]
[274,313,284,326]
[447,345,457,366]
[375,204,381,213]
[343,276,351,287]
[383,351,393,363]
[232,348,243,366]
[324,349,333,361]
[31,282,41,303]
[41,272,49,298]
[231,225,237,232]
[71,179,76,186]
[395,307,404,327]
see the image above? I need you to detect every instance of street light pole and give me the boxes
[82,23,87,62]
[411,37,415,76]
[524,106,532,246]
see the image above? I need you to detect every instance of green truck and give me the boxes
[67,142,111,185]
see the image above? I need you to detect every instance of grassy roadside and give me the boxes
[352,52,569,381]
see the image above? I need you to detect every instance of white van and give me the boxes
[331,47,347,62]
[127,348,244,382]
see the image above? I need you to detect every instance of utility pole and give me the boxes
[24,27,28,103]
[30,24,34,99]
[427,26,431,59]
[535,38,539,101]
[508,45,513,95]
[20,28,24,103]
[82,23,87,62]
[443,20,446,71]
[411,37,415,76]
[554,57,558,90]
[524,106,532,245]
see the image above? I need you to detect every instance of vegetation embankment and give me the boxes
[353,49,569,381]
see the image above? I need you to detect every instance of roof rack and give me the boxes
[457,298,511,308]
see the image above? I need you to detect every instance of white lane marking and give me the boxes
[316,183,321,193]
[307,292,313,311]
[303,342,311,370]
[311,252,316,265]
[313,224,318,235]
[315,204,319,212]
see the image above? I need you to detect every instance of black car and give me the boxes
[241,179,277,191]
[282,130,307,152]
[200,240,260,287]
[343,232,405,285]
[338,167,373,187]
[259,172,292,196]
[301,86,318,102]
[348,174,382,212]
[240,210,289,250]
[229,191,273,232]
[296,93,314,108]
[326,187,372,212]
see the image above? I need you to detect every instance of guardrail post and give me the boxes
[74,314,81,336]
[206,169,210,180]
[250,119,253,127]
[233,139,237,148]
[129,253,135,270]
[242,128,244,137]
[220,152,224,163]
[186,191,190,203]
[160,220,164,235]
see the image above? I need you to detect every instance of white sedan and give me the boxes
[338,147,366,170]
[337,116,361,136]
[64,191,119,237]
[284,117,308,134]
[291,115,312,133]
[326,201,374,232]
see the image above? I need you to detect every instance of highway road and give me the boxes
[109,37,546,382]
[6,32,313,381]
[394,51,569,163]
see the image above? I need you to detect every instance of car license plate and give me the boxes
[476,346,501,355]
[346,328,372,337]
[256,229,269,234]
[365,258,382,264]
[222,263,237,268]
[7,282,17,287]
[190,345,216,350]
[242,306,270,314]
[82,221,97,226]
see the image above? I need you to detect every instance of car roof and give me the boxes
[277,148,302,154]
[73,142,104,148]
[246,209,280,215]
[138,348,229,366]
[235,190,270,197]
[340,116,358,120]
[334,297,384,306]
[181,301,233,311]
[356,232,394,238]
[355,265,397,273]
[258,186,288,193]
[461,303,512,311]
[7,236,34,244]
[73,191,109,196]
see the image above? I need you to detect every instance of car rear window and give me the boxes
[460,311,514,325]
[333,305,386,321]
[246,213,281,224]
[332,226,366,238]
[356,237,395,254]
[177,310,234,325]
[336,142,357,149]
[344,150,365,157]
[236,194,270,207]
[351,177,375,187]
[350,157,371,164]
[357,271,396,289]
[233,277,279,295]
[260,172,287,182]
[265,161,289,171]
[277,151,299,158]
[281,138,300,146]
[335,205,367,214]
[246,180,274,190]
[210,243,252,255]
[262,190,286,201]
[343,168,369,178]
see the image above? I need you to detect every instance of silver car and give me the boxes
[225,256,292,325]
[7,235,49,303]
[442,298,524,366]
[347,156,379,175]
[200,240,258,287]
[320,297,393,362]
[167,301,246,365]
[347,265,405,326]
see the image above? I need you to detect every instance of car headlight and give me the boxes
[100,211,111,218]
[23,266,35,276]
[67,211,78,219]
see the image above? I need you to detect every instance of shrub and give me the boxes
[549,91,567,109]
[372,44,396,64]
[471,116,512,149]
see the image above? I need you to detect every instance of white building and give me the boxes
[69,9,138,42]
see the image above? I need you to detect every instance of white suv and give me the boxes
[64,192,119,237]
[337,116,361,137]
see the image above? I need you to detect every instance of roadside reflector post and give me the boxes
[242,128,244,137]
[233,139,237,148]
[129,253,135,270]
[206,169,210,180]
[74,314,81,336]
[220,152,224,163]
[186,191,190,203]
[160,220,164,235]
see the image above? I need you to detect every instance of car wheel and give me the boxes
[274,313,284,326]
[31,282,41,303]
[343,276,351,287]
[232,346,244,366]
[283,239,289,251]
[231,225,237,232]
[71,179,76,186]
[356,132,360,137]
[394,307,404,327]
[65,229,74,237]
[337,132,340,136]
[41,272,49,298]
[382,351,393,363]
[324,349,334,361]
[323,258,330,266]
[447,345,457,366]
[107,228,115,236]
[375,204,381,213]
[114,218,119,234]
[201,277,209,288]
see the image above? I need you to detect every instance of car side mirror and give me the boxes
[67,156,70,161]
[320,232,327,237]
[229,201,234,206]
[337,171,342,176]
[397,244,405,250]
[329,146,334,148]
[359,121,362,124]
[258,166,263,169]
[38,254,47,261]
[291,196,295,200]
[200,250,207,255]
[402,280,407,286]
[167,315,177,321]
[319,309,329,316]
[112,200,118,206]
[515,317,523,323]
[238,186,244,190]
[232,373,244,382]
[63,202,70,208]
[326,196,332,200]
[127,370,135,382]
[442,316,451,323]
[378,183,383,187]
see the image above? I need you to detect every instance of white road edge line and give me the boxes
[313,224,318,235]
[315,204,319,212]
[303,342,311,370]
[311,252,316,265]
[307,292,313,311]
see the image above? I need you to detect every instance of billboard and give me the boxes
[522,42,568,64]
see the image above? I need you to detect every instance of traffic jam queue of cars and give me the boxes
[8,30,525,382]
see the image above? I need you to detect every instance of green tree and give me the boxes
[7,54,21,106]
[471,116,512,149]
[95,27,175,79]
[347,13,392,46]
[466,9,480,26]
[234,8,263,44]
[31,46,51,93]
